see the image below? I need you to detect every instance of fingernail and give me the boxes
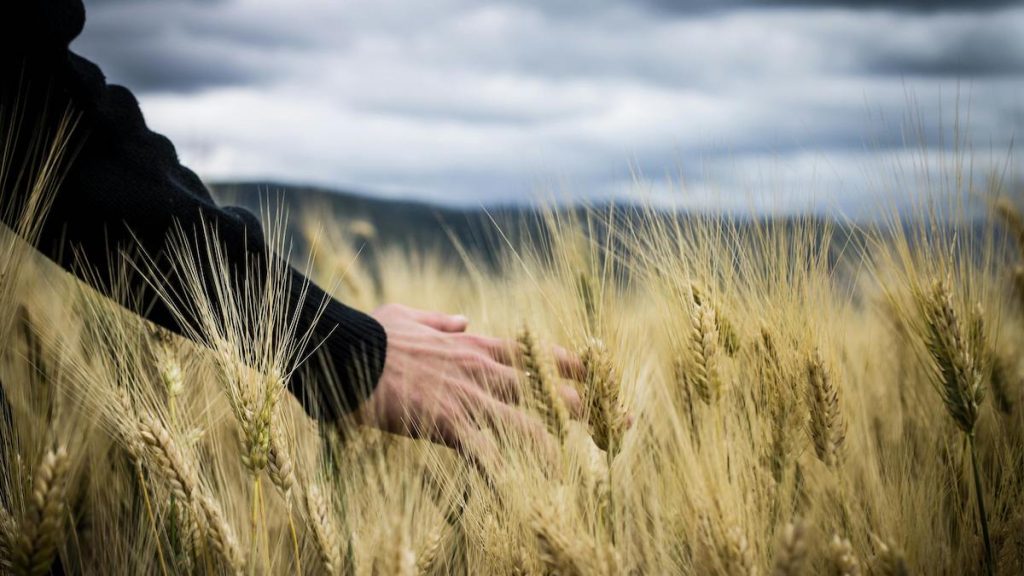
[454,314,469,325]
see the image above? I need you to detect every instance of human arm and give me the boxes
[0,0,385,418]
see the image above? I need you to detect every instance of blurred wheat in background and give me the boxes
[1,113,1022,575]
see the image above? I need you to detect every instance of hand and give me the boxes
[354,303,583,462]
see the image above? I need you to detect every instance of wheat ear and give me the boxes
[115,387,147,463]
[828,535,861,576]
[238,377,277,474]
[152,328,185,412]
[805,351,846,469]
[871,537,909,576]
[772,520,808,576]
[305,483,342,575]
[518,326,569,441]
[919,279,987,434]
[580,338,626,455]
[532,514,587,576]
[988,354,1015,416]
[919,280,996,574]
[267,410,301,572]
[996,198,1024,253]
[690,282,741,355]
[722,525,757,576]
[138,413,244,574]
[13,446,71,576]
[372,521,415,576]
[138,413,198,503]
[0,506,14,569]
[415,524,446,575]
[267,413,295,501]
[1012,265,1024,309]
[196,494,244,575]
[688,302,722,404]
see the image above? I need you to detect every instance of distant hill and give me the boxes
[208,181,1011,298]
[209,181,546,264]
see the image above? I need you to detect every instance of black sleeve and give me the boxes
[0,0,386,419]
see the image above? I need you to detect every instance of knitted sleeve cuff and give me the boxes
[285,268,388,421]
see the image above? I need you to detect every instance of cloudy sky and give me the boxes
[74,0,1022,213]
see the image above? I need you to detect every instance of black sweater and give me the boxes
[0,0,386,419]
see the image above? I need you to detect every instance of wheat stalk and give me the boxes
[722,525,757,576]
[518,326,569,441]
[805,351,846,469]
[918,279,987,434]
[690,282,741,356]
[138,413,198,504]
[760,328,800,486]
[996,198,1024,254]
[372,521,415,576]
[138,413,244,574]
[0,506,15,573]
[268,408,302,572]
[196,494,244,575]
[234,371,278,474]
[1012,265,1024,310]
[580,338,626,456]
[917,279,995,574]
[673,354,700,438]
[13,446,71,576]
[989,354,1015,416]
[137,413,203,563]
[688,302,723,404]
[772,520,808,576]
[114,387,147,463]
[828,535,861,576]
[305,483,342,575]
[415,524,446,575]
[268,413,295,501]
[871,537,909,576]
[152,328,185,408]
[173,501,204,571]
[532,513,588,576]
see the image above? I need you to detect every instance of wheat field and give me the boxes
[1,122,1022,576]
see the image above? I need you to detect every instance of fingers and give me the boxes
[420,312,470,333]
[551,345,586,381]
[469,335,518,365]
[408,306,470,333]
[422,382,570,476]
[559,384,583,418]
[477,394,561,470]
[467,335,585,383]
[451,422,501,482]
[460,351,582,419]
[463,359,523,403]
[422,389,503,478]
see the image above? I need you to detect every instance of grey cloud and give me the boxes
[75,27,273,92]
[643,0,1023,14]
[94,45,269,92]
[75,1,315,93]
[756,0,1022,10]
[71,0,1021,209]
[864,33,1024,77]
[514,0,1023,18]
[83,0,227,5]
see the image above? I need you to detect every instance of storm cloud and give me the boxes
[644,0,1022,13]
[73,0,1023,211]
